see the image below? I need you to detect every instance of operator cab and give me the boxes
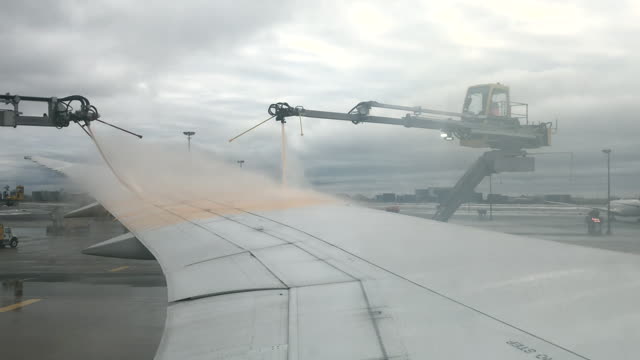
[462,83,511,120]
[458,83,534,148]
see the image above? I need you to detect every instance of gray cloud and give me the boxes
[1,1,639,197]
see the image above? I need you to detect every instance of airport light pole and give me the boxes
[237,160,245,168]
[602,149,612,235]
[183,131,195,152]
[489,174,493,220]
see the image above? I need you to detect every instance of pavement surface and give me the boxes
[0,216,166,360]
[397,203,640,254]
[1,203,639,359]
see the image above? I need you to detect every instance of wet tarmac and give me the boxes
[1,204,639,359]
[396,203,640,254]
[0,217,166,360]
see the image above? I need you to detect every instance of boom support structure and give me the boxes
[433,150,533,222]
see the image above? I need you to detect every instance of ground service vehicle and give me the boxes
[586,209,604,235]
[262,83,551,221]
[3,185,25,206]
[0,224,18,248]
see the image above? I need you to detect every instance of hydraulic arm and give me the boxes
[0,94,99,128]
[0,93,141,137]
[268,100,551,150]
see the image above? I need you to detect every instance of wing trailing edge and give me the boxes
[82,232,155,260]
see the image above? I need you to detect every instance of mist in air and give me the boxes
[64,128,333,216]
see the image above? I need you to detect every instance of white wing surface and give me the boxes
[34,150,640,360]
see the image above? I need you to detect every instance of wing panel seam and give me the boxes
[177,201,360,284]
[236,207,593,360]
[168,287,286,305]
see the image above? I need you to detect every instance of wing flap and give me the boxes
[158,290,289,360]
[291,282,386,360]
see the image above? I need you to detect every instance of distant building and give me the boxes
[487,193,509,204]
[430,187,452,203]
[65,192,94,205]
[467,192,484,203]
[352,194,371,202]
[544,194,573,203]
[32,191,61,202]
[375,193,397,202]
[415,189,433,203]
[381,193,396,202]
[507,195,535,204]
[396,194,416,203]
[416,187,481,203]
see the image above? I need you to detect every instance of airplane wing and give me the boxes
[620,202,640,209]
[31,155,640,360]
[544,200,625,217]
[29,155,74,174]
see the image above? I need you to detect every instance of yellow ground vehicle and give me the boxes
[3,185,24,206]
[0,224,19,248]
[459,83,551,149]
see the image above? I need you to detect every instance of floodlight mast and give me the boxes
[183,131,196,152]
[602,148,612,235]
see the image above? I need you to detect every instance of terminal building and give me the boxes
[544,194,573,203]
[415,187,482,204]
[32,190,62,202]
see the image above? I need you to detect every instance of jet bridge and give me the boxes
[264,84,551,222]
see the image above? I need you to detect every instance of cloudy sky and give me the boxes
[1,0,639,198]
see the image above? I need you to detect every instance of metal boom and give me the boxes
[268,101,551,150]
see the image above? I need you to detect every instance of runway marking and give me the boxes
[0,299,42,312]
[109,266,130,272]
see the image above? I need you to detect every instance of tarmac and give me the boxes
[397,203,640,254]
[0,215,166,360]
[1,203,639,359]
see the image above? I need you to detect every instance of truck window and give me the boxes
[490,89,508,117]
[463,87,489,116]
